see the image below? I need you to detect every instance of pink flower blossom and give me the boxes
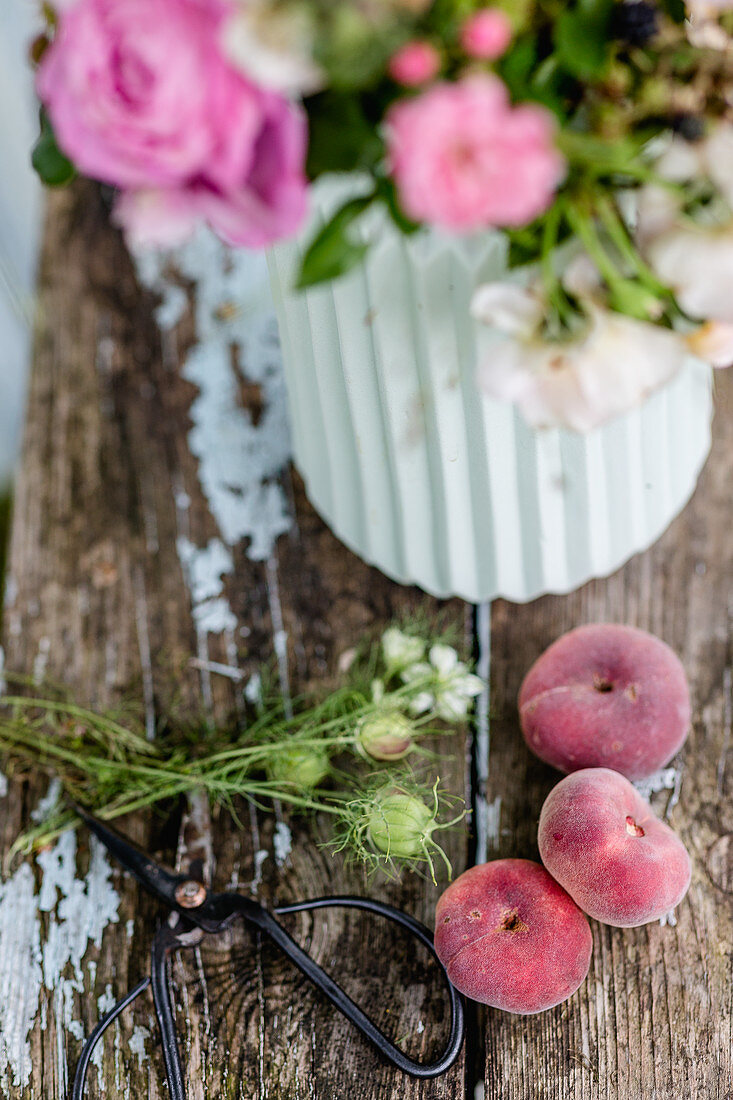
[115,90,308,249]
[388,40,441,86]
[37,0,308,248]
[386,76,565,232]
[460,9,513,60]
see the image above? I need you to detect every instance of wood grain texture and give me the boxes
[0,182,470,1099]
[483,369,733,1100]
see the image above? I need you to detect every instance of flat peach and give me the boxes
[434,858,592,1014]
[519,624,690,781]
[538,768,691,927]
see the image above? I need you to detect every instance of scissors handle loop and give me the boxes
[268,894,465,1079]
[71,894,464,1098]
[70,978,151,1100]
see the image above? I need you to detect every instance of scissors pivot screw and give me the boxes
[175,880,207,908]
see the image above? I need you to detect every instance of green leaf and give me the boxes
[658,0,686,20]
[554,1,615,81]
[499,36,537,99]
[31,111,76,187]
[296,195,375,289]
[375,177,420,236]
[506,226,542,269]
[306,92,384,179]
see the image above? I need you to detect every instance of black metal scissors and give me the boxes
[71,806,465,1099]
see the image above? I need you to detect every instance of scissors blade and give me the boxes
[72,803,188,911]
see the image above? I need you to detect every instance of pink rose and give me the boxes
[37,0,308,248]
[386,76,565,232]
[37,0,236,189]
[460,9,513,60]
[115,90,308,249]
[388,41,442,86]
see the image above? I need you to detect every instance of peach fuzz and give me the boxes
[519,624,691,781]
[434,859,592,1014]
[538,768,691,927]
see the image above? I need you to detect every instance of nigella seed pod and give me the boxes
[367,790,436,859]
[357,712,414,762]
[611,0,659,46]
[266,746,330,789]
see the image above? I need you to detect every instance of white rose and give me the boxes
[647,224,733,323]
[470,282,545,338]
[477,307,688,432]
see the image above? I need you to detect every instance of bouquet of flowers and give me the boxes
[31,0,733,429]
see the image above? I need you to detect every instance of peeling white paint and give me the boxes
[473,602,492,866]
[484,797,502,852]
[97,985,116,1016]
[0,785,123,1090]
[32,636,50,686]
[633,767,679,801]
[38,833,120,992]
[0,644,6,694]
[193,596,238,636]
[0,773,7,798]
[189,656,245,682]
[132,566,157,741]
[90,1025,107,1093]
[244,672,263,707]
[129,1025,150,1068]
[659,908,678,928]
[0,863,42,1090]
[273,821,293,867]
[30,777,62,823]
[3,574,18,616]
[135,229,292,564]
[37,832,120,1086]
[251,849,269,893]
[266,556,292,717]
[177,537,233,605]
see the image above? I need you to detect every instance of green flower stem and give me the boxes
[565,199,626,291]
[557,131,657,184]
[0,695,153,751]
[540,201,574,327]
[594,193,670,296]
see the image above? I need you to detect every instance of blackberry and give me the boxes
[611,0,659,46]
[671,114,706,142]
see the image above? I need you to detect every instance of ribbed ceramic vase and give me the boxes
[268,179,713,604]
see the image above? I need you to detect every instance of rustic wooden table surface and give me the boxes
[0,181,731,1100]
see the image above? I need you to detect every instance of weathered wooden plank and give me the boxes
[483,370,733,1099]
[0,181,471,1099]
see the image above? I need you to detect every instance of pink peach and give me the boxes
[434,858,592,1013]
[538,768,691,927]
[519,624,690,781]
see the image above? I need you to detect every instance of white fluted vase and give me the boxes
[267,180,713,604]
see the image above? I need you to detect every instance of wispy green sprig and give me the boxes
[0,621,479,878]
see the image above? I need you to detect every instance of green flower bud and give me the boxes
[358,712,414,762]
[267,746,330,790]
[367,789,435,859]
